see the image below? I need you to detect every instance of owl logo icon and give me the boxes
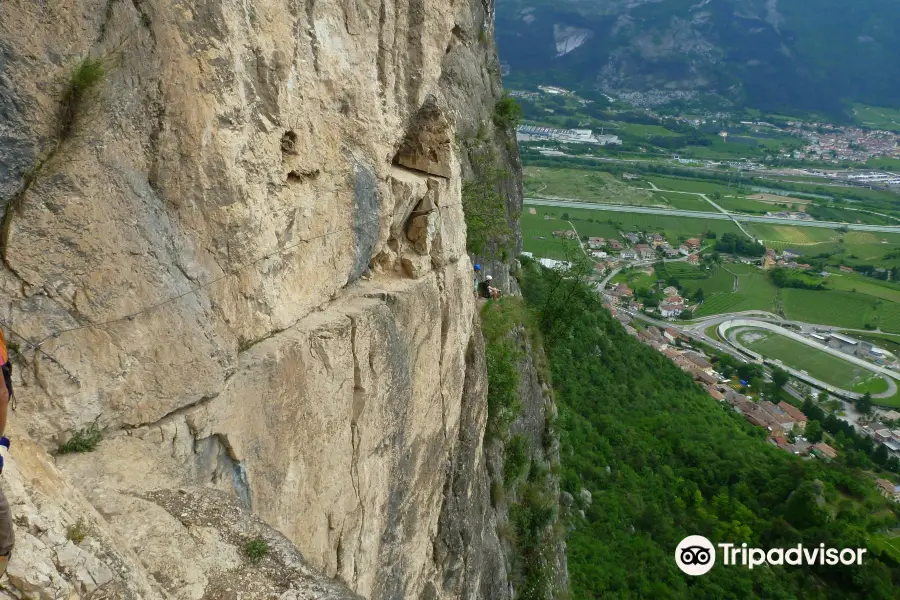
[676,535,716,576]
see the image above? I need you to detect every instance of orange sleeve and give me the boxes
[0,330,7,365]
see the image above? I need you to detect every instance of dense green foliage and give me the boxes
[462,140,517,259]
[481,297,563,598]
[494,94,524,130]
[769,268,826,290]
[714,232,766,257]
[482,299,525,440]
[518,257,900,598]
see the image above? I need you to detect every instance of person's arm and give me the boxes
[0,374,9,438]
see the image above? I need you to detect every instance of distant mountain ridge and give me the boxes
[496,0,900,118]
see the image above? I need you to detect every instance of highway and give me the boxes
[642,181,754,238]
[524,198,900,233]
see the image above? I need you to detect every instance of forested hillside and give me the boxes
[518,257,900,598]
[496,0,900,117]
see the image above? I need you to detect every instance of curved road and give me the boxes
[524,198,900,233]
[719,320,899,399]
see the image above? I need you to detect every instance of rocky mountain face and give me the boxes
[0,0,557,597]
[496,0,900,116]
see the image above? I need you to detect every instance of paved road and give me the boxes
[721,322,899,399]
[627,309,876,431]
[642,181,754,237]
[524,198,900,233]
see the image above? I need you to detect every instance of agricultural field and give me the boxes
[611,268,657,290]
[877,303,900,334]
[826,273,900,303]
[520,212,584,260]
[852,104,900,132]
[781,289,881,330]
[867,156,900,170]
[523,167,658,206]
[655,193,719,212]
[714,196,785,214]
[674,266,735,297]
[739,328,883,390]
[563,209,744,244]
[871,533,900,564]
[745,223,840,245]
[836,231,900,265]
[616,122,683,138]
[723,263,760,275]
[694,271,778,317]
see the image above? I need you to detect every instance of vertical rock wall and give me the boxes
[0,0,531,598]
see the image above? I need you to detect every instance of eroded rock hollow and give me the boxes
[0,0,521,597]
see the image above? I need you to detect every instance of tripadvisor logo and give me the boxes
[676,535,716,576]
[676,536,867,576]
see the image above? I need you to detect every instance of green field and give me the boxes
[674,266,735,296]
[564,209,742,244]
[520,212,585,260]
[827,273,900,303]
[781,289,881,329]
[714,196,786,214]
[872,534,900,563]
[776,286,900,334]
[745,223,840,245]
[853,104,900,132]
[739,328,882,390]
[616,122,682,138]
[695,271,779,317]
[867,156,900,170]
[611,267,657,290]
[644,175,734,196]
[524,167,659,206]
[655,192,719,212]
[853,375,889,395]
[877,303,900,334]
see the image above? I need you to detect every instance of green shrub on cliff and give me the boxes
[493,94,523,130]
[481,299,524,441]
[462,145,515,258]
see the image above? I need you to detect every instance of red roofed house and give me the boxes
[685,238,701,249]
[660,303,683,318]
[608,239,623,250]
[686,254,700,265]
[614,283,633,297]
[839,265,854,273]
[634,243,654,259]
[778,401,807,431]
[812,442,837,460]
[876,478,900,502]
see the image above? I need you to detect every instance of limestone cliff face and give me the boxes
[0,0,527,598]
